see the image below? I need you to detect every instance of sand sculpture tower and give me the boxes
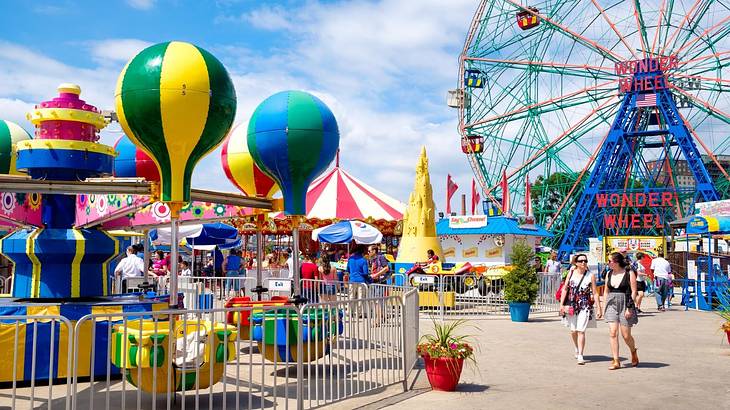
[396,147,443,263]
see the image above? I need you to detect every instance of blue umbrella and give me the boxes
[312,220,383,244]
[150,222,239,247]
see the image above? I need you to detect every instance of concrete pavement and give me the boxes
[342,303,730,410]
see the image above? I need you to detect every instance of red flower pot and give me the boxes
[422,355,464,391]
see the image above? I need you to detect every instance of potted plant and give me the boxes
[417,319,476,391]
[503,240,539,322]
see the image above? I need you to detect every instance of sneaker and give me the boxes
[577,355,585,365]
[574,351,579,359]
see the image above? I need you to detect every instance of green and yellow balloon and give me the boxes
[0,120,32,175]
[115,41,236,212]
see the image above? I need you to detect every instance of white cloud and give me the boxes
[0,1,480,215]
[243,5,293,31]
[87,39,153,65]
[127,0,155,10]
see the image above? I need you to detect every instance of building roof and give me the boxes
[436,216,553,237]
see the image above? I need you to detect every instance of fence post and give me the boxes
[439,275,445,322]
[401,292,409,392]
[296,305,305,410]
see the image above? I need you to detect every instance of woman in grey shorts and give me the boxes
[601,252,639,370]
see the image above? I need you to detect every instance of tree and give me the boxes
[503,241,539,303]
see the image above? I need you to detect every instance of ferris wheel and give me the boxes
[455,0,730,246]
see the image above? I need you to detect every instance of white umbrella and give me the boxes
[312,220,383,244]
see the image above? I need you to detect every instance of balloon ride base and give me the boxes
[0,294,170,383]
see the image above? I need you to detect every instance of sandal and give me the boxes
[608,359,621,370]
[631,348,639,367]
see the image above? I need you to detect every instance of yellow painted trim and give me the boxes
[17,139,116,156]
[160,41,210,202]
[70,230,85,297]
[99,229,119,296]
[26,229,42,298]
[27,108,107,129]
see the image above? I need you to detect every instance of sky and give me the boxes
[0,0,479,215]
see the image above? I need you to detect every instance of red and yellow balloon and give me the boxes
[221,123,279,199]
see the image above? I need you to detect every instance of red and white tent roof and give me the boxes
[273,166,406,221]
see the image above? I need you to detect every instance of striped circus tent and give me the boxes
[270,165,405,221]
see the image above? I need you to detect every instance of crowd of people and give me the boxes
[112,241,398,299]
[553,249,675,369]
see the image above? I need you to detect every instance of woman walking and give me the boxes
[602,252,639,370]
[559,254,601,365]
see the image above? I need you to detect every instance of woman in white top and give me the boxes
[559,253,602,365]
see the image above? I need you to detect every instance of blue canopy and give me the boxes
[686,215,730,234]
[436,216,553,237]
[150,222,239,247]
[312,220,383,244]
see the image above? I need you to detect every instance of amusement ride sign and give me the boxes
[616,55,678,93]
[597,192,678,230]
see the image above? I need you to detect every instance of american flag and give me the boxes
[636,93,657,107]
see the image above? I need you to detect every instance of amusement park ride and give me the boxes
[454,0,730,255]
[0,41,342,389]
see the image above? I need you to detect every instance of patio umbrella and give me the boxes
[312,220,383,244]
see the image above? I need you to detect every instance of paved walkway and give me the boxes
[342,302,730,410]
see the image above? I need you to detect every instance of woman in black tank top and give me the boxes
[601,252,639,370]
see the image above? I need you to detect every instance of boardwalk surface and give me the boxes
[342,303,730,410]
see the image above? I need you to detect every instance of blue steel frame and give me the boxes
[558,62,719,260]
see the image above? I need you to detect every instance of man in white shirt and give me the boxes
[114,246,145,292]
[650,255,672,311]
[544,252,562,274]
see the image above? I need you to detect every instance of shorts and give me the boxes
[636,281,646,292]
[322,284,337,295]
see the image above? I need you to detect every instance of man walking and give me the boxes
[650,254,672,311]
[545,251,562,274]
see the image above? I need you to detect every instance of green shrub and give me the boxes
[503,240,539,303]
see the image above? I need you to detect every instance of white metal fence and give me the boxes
[409,272,562,318]
[0,315,74,410]
[0,286,419,410]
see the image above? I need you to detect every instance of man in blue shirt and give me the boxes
[346,245,370,283]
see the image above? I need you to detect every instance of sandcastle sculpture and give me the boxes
[396,147,443,263]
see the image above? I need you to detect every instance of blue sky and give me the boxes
[0,0,479,213]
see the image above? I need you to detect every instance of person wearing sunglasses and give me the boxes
[559,253,602,365]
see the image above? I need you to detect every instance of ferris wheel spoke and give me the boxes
[464,57,616,79]
[676,108,730,182]
[659,0,704,56]
[484,97,618,196]
[676,22,730,67]
[633,0,651,58]
[590,0,641,60]
[674,14,730,60]
[670,84,730,125]
[649,0,667,56]
[503,0,625,63]
[669,0,715,56]
[467,80,618,129]
[679,50,730,72]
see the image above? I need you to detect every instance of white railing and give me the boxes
[0,286,420,410]
[0,315,74,410]
[410,271,561,318]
